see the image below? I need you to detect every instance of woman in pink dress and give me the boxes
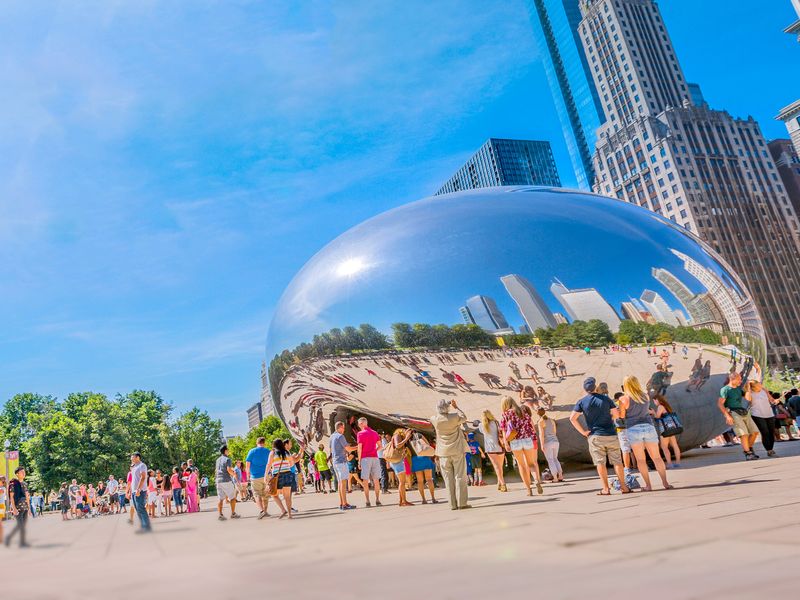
[185,468,199,513]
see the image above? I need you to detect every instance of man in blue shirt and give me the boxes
[330,421,358,510]
[245,437,270,520]
[569,377,630,495]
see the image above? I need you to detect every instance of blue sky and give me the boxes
[1,1,797,434]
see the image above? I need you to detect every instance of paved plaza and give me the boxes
[4,440,799,599]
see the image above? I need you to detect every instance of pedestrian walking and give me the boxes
[215,445,241,521]
[129,453,151,532]
[265,439,302,519]
[718,372,760,460]
[246,436,271,519]
[4,467,30,548]
[500,397,543,496]
[745,380,777,457]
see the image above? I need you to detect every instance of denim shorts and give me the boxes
[509,437,536,451]
[626,423,659,445]
[617,429,631,453]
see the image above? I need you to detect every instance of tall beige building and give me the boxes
[579,0,800,367]
[777,2,800,156]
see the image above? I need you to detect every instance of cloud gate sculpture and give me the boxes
[266,187,766,462]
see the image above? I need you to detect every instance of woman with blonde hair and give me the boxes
[499,396,543,496]
[536,386,554,410]
[653,394,681,467]
[618,375,672,491]
[479,409,507,491]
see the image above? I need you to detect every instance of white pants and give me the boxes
[542,441,562,477]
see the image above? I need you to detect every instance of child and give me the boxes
[466,433,486,486]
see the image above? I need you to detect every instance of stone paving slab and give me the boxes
[3,441,799,599]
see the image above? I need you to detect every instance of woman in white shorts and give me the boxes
[618,375,672,492]
[499,396,543,496]
[478,410,507,492]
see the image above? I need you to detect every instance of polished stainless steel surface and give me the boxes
[266,187,766,461]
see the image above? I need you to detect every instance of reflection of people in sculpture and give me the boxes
[451,372,472,392]
[414,374,434,389]
[479,373,502,389]
[520,385,537,405]
[419,370,439,387]
[537,386,554,410]
[695,360,712,391]
[439,369,456,385]
[685,358,703,392]
[557,359,567,378]
[509,361,521,380]
[646,364,672,397]
[546,359,558,378]
[506,377,523,393]
[525,363,541,383]
[365,368,390,384]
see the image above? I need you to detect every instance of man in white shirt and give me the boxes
[128,453,151,532]
[106,475,119,514]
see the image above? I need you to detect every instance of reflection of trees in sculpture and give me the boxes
[613,320,722,346]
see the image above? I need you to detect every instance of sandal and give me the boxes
[597,490,611,496]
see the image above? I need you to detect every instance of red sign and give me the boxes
[5,451,19,460]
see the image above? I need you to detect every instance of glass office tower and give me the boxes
[527,0,605,189]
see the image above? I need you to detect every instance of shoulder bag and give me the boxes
[410,433,435,457]
[657,412,683,437]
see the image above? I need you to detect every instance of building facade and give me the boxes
[528,0,606,189]
[550,278,621,331]
[501,274,558,332]
[776,101,800,159]
[436,138,561,195]
[786,0,800,41]
[461,295,514,334]
[579,0,800,366]
[639,289,679,326]
[769,139,800,218]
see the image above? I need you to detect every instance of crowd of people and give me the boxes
[5,344,800,544]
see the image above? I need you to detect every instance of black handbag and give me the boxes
[657,412,683,437]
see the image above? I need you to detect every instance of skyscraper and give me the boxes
[651,267,725,330]
[501,275,558,332]
[550,278,621,331]
[579,0,800,367]
[776,101,800,159]
[640,289,679,326]
[528,0,605,189]
[436,138,561,195]
[786,0,800,42]
[620,301,644,323]
[461,295,513,334]
[768,139,800,218]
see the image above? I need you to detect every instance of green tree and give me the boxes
[1,393,57,464]
[117,390,175,468]
[172,407,223,478]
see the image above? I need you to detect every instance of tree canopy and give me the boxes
[0,390,223,493]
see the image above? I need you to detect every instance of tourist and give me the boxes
[741,380,774,456]
[68,478,80,518]
[330,421,358,510]
[569,377,630,495]
[771,393,797,441]
[410,448,437,504]
[466,432,486,486]
[160,472,172,516]
[546,359,558,379]
[653,395,681,468]
[106,474,119,514]
[500,396,543,496]
[537,408,563,482]
[4,467,30,548]
[717,372,760,460]
[185,467,200,513]
[356,416,383,507]
[478,409,507,492]
[786,389,800,432]
[265,438,302,519]
[129,453,151,532]
[200,474,209,498]
[313,443,333,493]
[520,385,538,406]
[388,427,413,506]
[59,483,70,520]
[618,376,672,491]
[246,437,271,519]
[146,469,158,518]
[613,391,635,473]
[557,359,567,378]
[647,364,671,396]
[170,467,184,514]
[537,386,554,410]
[307,457,319,492]
[431,398,470,510]
[215,445,241,521]
[126,469,135,524]
[377,433,389,494]
[0,476,5,543]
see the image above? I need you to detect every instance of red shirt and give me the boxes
[357,427,381,459]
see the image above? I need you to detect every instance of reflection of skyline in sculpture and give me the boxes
[501,274,558,332]
[670,248,763,337]
[460,295,514,335]
[640,289,680,327]
[652,266,726,333]
[266,187,768,462]
[550,277,621,332]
